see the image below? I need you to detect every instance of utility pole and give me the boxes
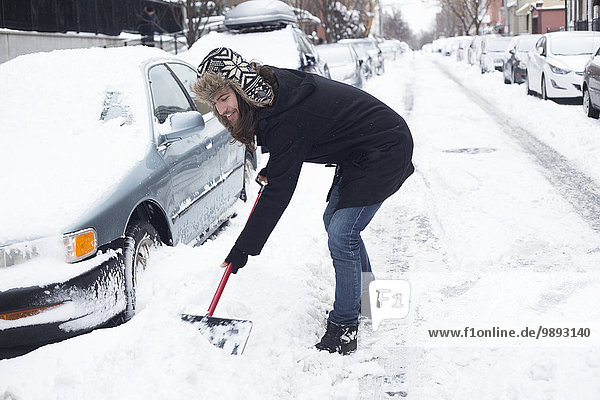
[504,0,509,34]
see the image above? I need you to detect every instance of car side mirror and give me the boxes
[159,111,205,147]
[169,111,204,131]
[304,54,316,67]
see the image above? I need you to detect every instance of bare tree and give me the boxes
[308,0,373,43]
[171,0,225,48]
[437,0,492,36]
[435,5,461,37]
[382,8,414,42]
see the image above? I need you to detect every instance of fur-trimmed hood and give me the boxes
[192,47,274,132]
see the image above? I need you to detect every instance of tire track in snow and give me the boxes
[434,60,600,233]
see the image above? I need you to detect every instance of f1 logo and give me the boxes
[368,280,411,331]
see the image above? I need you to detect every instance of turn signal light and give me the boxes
[63,228,97,262]
[0,303,64,321]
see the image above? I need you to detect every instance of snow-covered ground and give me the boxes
[2,51,600,399]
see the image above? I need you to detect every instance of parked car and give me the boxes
[503,34,542,84]
[455,36,472,62]
[480,36,513,73]
[468,35,484,66]
[583,46,600,118]
[339,38,385,78]
[526,31,600,100]
[317,43,364,88]
[185,0,329,79]
[378,39,404,61]
[0,46,252,358]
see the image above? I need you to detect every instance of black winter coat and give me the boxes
[234,67,414,256]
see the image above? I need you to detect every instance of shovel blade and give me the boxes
[181,314,252,355]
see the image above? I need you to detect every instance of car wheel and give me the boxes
[584,87,600,119]
[123,219,161,319]
[541,75,548,100]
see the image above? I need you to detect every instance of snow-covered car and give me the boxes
[186,0,329,79]
[480,36,513,73]
[316,43,364,88]
[526,31,600,100]
[503,34,542,84]
[583,46,600,118]
[339,38,385,78]
[0,47,251,358]
[378,39,404,61]
[467,35,484,66]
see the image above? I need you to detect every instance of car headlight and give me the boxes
[63,228,97,263]
[549,63,571,75]
[0,242,39,268]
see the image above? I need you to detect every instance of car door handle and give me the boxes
[205,141,213,150]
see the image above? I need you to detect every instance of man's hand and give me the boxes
[257,174,268,185]
[223,246,248,274]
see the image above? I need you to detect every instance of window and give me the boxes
[149,64,194,124]
[168,63,213,115]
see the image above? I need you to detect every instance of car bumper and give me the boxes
[0,246,125,358]
[494,59,504,71]
[515,65,527,83]
[546,72,584,98]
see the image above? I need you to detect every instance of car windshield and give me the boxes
[487,38,512,52]
[516,36,540,52]
[319,46,352,64]
[551,36,600,55]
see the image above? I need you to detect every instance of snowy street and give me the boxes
[2,52,600,399]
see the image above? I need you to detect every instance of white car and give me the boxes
[480,36,513,73]
[526,31,600,100]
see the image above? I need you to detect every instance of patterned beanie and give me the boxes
[195,47,273,106]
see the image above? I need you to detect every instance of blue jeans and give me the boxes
[323,183,382,325]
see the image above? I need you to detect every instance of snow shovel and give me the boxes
[181,264,253,355]
[181,180,265,355]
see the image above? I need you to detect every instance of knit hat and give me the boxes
[194,47,273,107]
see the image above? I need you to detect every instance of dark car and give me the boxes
[503,34,542,84]
[0,46,253,358]
[186,0,329,79]
[317,43,364,88]
[583,46,600,118]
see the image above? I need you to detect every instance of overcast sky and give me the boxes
[381,0,440,34]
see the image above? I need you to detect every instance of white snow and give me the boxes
[180,25,302,70]
[1,48,600,399]
[0,46,168,244]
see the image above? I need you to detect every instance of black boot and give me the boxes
[315,321,358,355]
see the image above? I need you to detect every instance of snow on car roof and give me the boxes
[181,25,301,71]
[0,46,169,243]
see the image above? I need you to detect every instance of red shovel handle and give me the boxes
[207,183,265,316]
[207,263,233,316]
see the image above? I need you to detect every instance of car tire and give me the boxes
[123,219,161,320]
[584,87,600,119]
[541,75,549,100]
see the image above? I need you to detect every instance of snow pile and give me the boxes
[180,25,302,70]
[0,46,169,243]
[1,51,600,399]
